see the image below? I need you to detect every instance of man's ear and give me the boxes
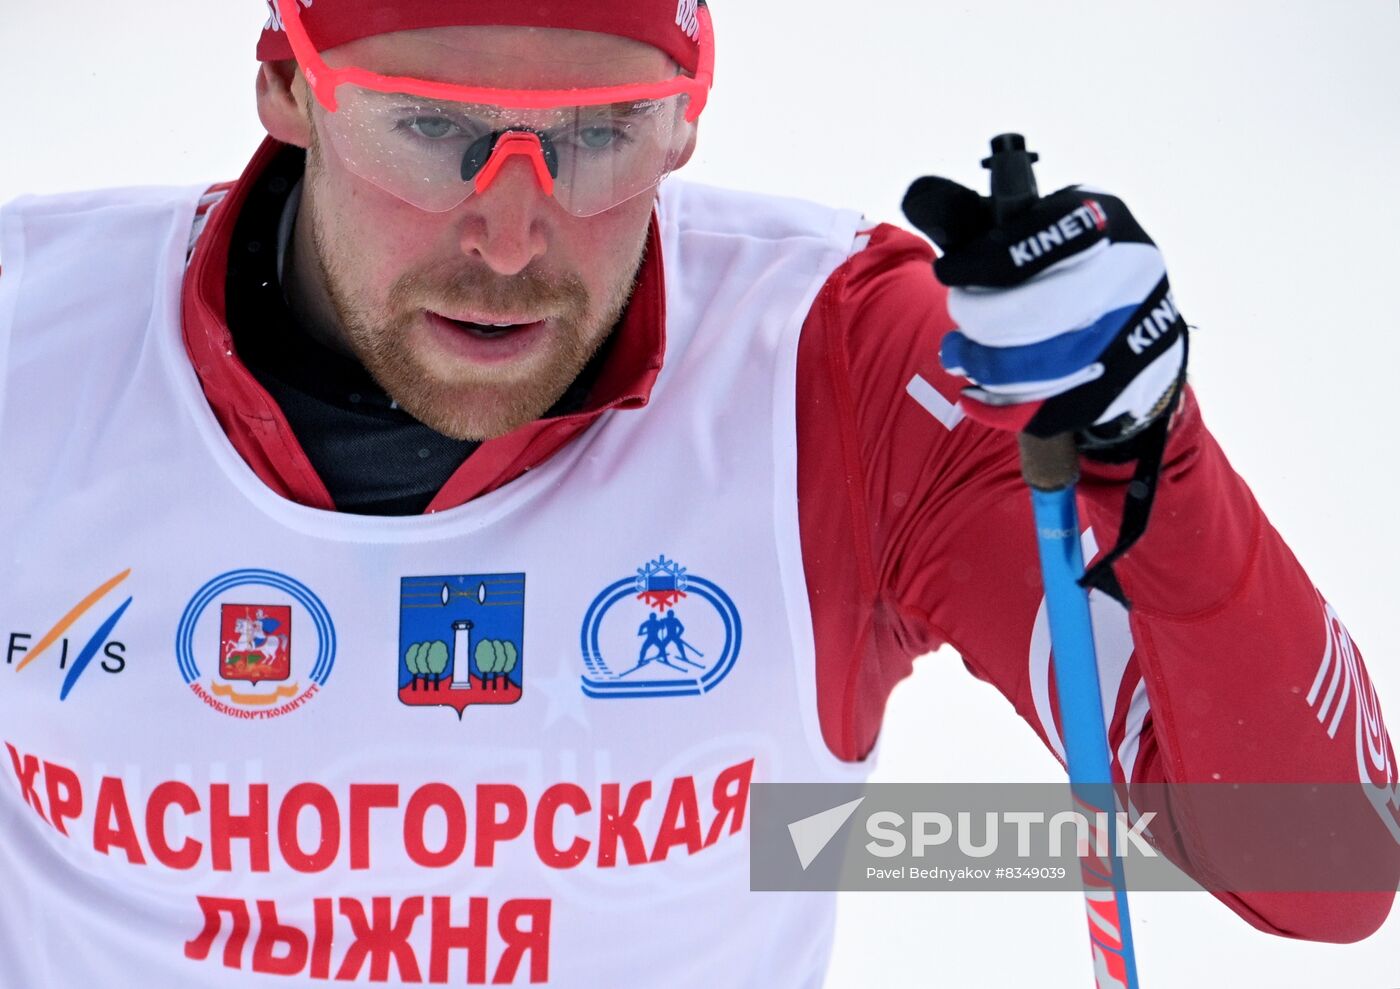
[256,60,312,148]
[673,122,700,170]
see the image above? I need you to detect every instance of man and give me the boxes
[0,2,1395,986]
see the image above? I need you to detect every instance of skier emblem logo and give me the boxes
[580,555,742,699]
[398,574,525,718]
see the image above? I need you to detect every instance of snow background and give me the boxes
[1,1,1396,985]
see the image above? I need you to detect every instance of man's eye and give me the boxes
[406,116,459,140]
[575,125,622,150]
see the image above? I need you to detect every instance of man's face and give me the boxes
[297,28,687,440]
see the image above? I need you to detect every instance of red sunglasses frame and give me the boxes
[276,0,715,122]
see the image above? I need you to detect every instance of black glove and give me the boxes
[902,178,1187,445]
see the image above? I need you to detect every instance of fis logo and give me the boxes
[1010,199,1108,268]
[7,569,133,700]
[676,0,701,40]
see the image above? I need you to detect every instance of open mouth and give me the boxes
[422,310,551,364]
[433,316,531,339]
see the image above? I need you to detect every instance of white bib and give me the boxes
[0,179,871,988]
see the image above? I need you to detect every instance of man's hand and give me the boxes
[902,178,1187,445]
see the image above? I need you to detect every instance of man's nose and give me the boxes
[457,159,551,277]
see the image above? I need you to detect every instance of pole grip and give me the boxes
[1018,433,1080,492]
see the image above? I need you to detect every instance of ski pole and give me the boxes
[984,133,1142,989]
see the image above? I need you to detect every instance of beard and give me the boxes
[301,136,648,442]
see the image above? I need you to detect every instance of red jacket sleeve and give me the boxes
[795,223,1400,943]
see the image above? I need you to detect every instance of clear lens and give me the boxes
[318,86,692,217]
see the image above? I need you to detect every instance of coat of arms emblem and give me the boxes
[219,604,291,684]
[398,573,526,717]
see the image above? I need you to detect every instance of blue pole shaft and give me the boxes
[1030,486,1141,989]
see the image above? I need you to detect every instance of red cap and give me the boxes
[258,0,705,74]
